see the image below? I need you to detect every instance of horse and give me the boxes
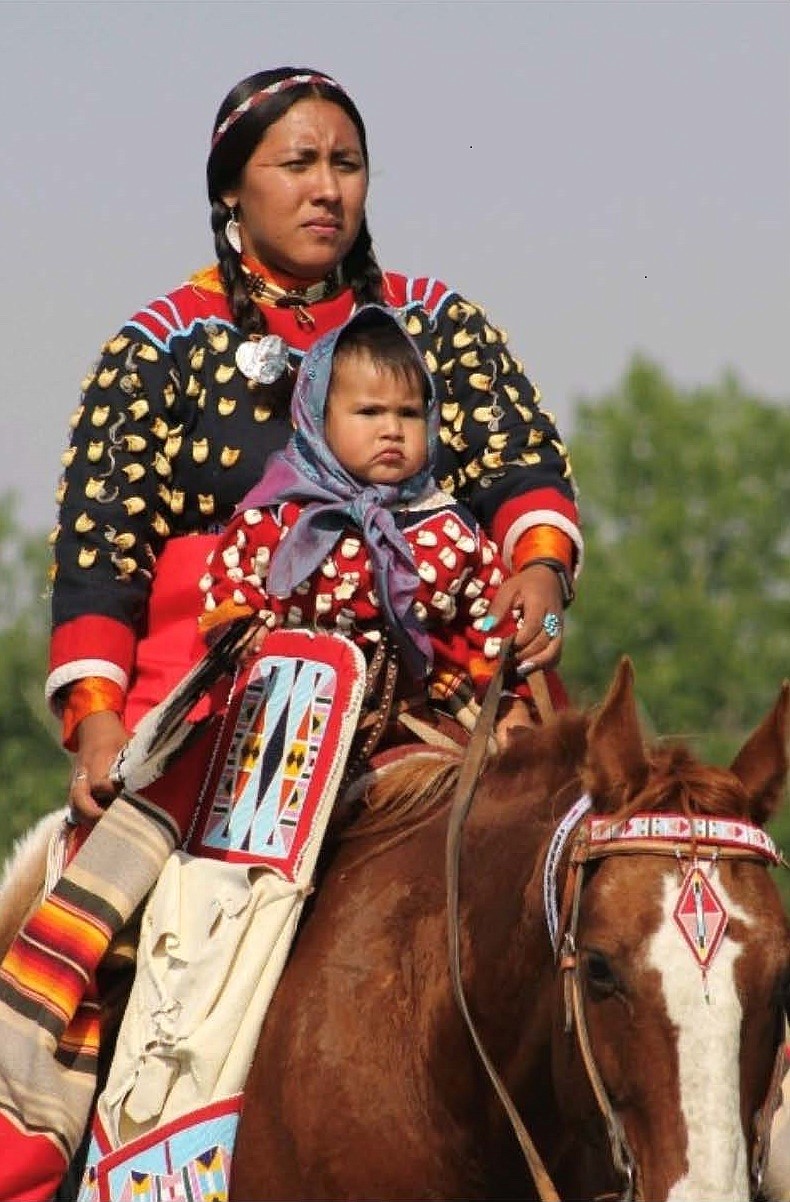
[229,658,790,1202]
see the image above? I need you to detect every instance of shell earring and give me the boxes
[225,208,242,254]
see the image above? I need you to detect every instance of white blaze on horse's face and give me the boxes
[648,865,750,1202]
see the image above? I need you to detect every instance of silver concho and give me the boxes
[235,334,290,385]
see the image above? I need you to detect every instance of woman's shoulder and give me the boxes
[121,264,234,349]
[381,271,490,331]
[381,271,461,318]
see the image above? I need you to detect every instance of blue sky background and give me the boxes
[2,0,788,531]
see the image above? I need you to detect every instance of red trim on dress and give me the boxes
[490,489,580,553]
[49,616,136,681]
[133,269,371,353]
[381,274,448,313]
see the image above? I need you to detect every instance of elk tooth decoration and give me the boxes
[235,334,290,384]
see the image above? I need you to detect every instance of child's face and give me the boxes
[324,351,429,486]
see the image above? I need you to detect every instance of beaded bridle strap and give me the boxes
[545,807,782,955]
[584,812,781,863]
[543,793,593,955]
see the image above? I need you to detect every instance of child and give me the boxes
[200,304,558,734]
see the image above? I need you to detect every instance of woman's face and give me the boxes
[223,97,368,281]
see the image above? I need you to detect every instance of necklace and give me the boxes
[235,260,341,383]
[242,266,339,307]
[241,265,342,328]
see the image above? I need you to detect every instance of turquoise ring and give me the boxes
[542,612,562,639]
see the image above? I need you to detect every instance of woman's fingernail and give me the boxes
[516,660,536,677]
[480,615,497,631]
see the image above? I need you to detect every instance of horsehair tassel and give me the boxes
[445,638,562,1202]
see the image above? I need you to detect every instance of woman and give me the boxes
[52,66,579,824]
[0,67,581,1200]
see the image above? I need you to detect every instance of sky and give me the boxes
[2,0,788,534]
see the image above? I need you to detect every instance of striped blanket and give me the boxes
[0,629,367,1202]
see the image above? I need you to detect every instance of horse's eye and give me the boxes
[583,949,618,998]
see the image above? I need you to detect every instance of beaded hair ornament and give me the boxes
[211,72,350,149]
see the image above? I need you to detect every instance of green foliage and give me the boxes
[560,358,790,901]
[0,495,69,861]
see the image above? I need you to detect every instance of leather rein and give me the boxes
[445,648,787,1202]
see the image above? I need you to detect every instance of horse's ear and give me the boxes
[729,681,790,826]
[584,657,649,812]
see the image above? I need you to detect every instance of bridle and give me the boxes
[552,810,786,1202]
[446,648,788,1202]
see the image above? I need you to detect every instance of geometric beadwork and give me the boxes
[587,812,780,863]
[188,629,365,882]
[672,864,728,969]
[77,1095,241,1202]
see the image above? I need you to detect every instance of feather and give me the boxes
[110,615,259,792]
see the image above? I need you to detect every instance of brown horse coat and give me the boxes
[230,662,790,1201]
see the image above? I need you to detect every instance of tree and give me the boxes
[0,495,69,860]
[560,359,790,898]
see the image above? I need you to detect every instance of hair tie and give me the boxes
[211,72,349,149]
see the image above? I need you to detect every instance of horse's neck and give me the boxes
[456,759,584,1072]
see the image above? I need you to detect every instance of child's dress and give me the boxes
[202,488,523,698]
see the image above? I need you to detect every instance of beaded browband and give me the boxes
[544,798,782,956]
[585,812,781,864]
[211,72,349,148]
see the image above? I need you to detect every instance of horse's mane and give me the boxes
[342,707,753,860]
[0,807,65,960]
[342,709,592,855]
[489,709,591,819]
[342,750,461,850]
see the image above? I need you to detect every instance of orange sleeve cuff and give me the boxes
[61,676,126,752]
[511,526,574,574]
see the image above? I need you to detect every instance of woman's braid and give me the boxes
[211,200,267,338]
[345,218,384,305]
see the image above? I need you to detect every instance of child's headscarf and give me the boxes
[239,305,440,679]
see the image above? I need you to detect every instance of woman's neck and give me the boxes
[241,252,328,294]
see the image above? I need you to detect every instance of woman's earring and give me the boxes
[225,208,242,254]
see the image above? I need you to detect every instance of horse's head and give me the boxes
[553,659,790,1202]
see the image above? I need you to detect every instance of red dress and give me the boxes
[203,490,523,695]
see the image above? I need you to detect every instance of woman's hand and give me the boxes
[70,711,130,823]
[484,562,565,673]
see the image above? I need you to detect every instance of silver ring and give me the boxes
[542,611,562,639]
[73,769,88,782]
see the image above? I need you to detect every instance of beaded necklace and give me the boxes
[241,256,342,330]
